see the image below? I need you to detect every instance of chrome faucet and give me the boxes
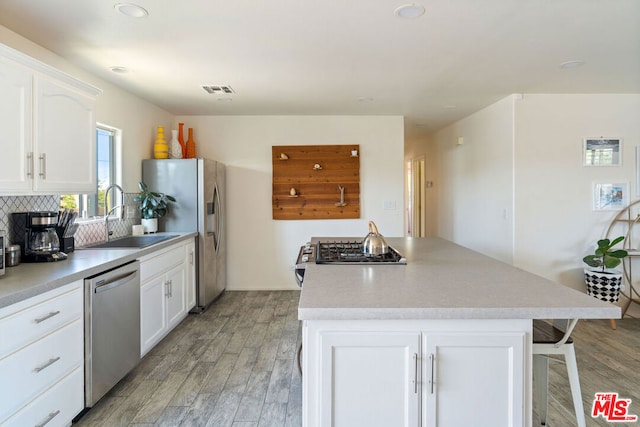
[104,184,124,241]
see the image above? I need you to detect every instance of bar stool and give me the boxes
[532,319,586,427]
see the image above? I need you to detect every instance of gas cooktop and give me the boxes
[315,241,406,265]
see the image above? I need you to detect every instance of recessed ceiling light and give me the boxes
[394,4,426,19]
[358,97,374,103]
[559,60,585,69]
[114,3,149,18]
[110,66,130,74]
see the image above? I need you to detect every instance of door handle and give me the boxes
[33,356,61,373]
[39,153,47,179]
[214,184,221,254]
[94,271,138,294]
[34,311,61,324]
[413,353,418,394]
[34,410,60,427]
[27,152,34,177]
[429,353,435,394]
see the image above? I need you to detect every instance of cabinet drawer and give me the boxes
[0,319,83,422]
[1,367,83,427]
[0,283,82,359]
[140,243,185,283]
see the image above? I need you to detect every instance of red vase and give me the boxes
[178,123,186,158]
[185,128,196,159]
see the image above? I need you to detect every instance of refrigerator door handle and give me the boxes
[213,183,222,254]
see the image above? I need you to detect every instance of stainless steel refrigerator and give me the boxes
[142,158,225,312]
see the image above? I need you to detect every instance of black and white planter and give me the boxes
[584,269,623,303]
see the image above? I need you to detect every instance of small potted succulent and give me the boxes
[133,181,176,233]
[582,236,628,302]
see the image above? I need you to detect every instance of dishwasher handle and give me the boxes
[94,271,138,294]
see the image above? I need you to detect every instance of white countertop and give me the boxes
[298,237,621,320]
[0,232,197,309]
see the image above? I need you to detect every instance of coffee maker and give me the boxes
[11,212,68,262]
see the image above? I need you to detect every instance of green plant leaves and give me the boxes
[583,236,628,272]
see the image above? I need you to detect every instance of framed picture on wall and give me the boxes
[583,138,622,166]
[593,182,629,211]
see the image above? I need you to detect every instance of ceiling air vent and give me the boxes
[202,85,235,95]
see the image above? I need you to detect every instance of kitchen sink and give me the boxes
[84,235,179,249]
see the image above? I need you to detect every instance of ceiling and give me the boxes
[1,0,638,138]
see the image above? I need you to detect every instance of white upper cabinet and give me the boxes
[0,54,32,193]
[33,75,96,193]
[0,43,101,195]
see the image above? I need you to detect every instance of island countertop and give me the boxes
[298,237,621,320]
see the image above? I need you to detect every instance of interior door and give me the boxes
[412,157,426,238]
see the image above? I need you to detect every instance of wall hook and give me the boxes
[335,185,347,207]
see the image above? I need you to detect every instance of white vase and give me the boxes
[170,130,182,159]
[141,218,158,234]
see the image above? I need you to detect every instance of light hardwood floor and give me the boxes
[75,291,302,427]
[74,291,640,427]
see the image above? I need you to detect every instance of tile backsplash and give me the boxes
[0,194,141,248]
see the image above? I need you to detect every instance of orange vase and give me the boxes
[153,126,169,159]
[185,128,196,159]
[178,122,186,158]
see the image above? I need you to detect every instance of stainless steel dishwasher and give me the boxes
[84,260,140,407]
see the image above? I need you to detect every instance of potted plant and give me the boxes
[133,181,176,233]
[582,236,628,302]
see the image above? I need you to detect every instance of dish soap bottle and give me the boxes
[185,127,196,158]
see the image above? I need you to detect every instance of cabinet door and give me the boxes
[423,333,525,427]
[319,332,420,427]
[140,275,167,356]
[0,56,32,194]
[33,75,96,193]
[185,240,196,310]
[166,263,186,330]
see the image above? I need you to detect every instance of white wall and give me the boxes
[514,94,640,291]
[174,116,405,290]
[431,96,516,264]
[430,93,640,294]
[0,25,174,192]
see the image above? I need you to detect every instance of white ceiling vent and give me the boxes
[202,85,235,94]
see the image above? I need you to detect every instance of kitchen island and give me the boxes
[298,237,620,427]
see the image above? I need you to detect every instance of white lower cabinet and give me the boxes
[140,239,195,356]
[423,332,525,427]
[0,281,84,426]
[303,320,529,427]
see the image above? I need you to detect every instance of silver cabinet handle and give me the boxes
[189,250,194,265]
[165,280,170,297]
[413,353,418,394]
[429,353,435,394]
[27,152,34,177]
[33,356,61,373]
[34,311,61,324]
[39,153,47,179]
[34,410,60,427]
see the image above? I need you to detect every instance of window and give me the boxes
[60,124,120,217]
